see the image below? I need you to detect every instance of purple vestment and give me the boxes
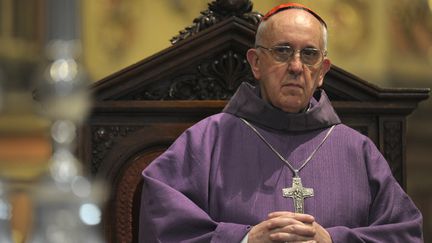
[140,83,423,242]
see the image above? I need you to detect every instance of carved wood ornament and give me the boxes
[133,50,256,100]
[171,0,261,44]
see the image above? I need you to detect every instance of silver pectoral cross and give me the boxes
[282,176,314,214]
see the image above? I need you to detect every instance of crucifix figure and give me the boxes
[282,176,314,214]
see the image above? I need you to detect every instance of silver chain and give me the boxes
[240,118,335,177]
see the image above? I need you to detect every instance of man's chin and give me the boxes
[276,99,305,113]
[281,86,303,96]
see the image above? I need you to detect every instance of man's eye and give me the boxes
[302,49,319,57]
[274,47,292,55]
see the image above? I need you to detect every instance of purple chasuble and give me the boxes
[140,83,423,242]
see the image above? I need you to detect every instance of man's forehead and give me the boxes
[270,9,315,25]
[264,9,322,34]
[258,9,324,47]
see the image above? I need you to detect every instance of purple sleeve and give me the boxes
[327,139,423,242]
[139,120,250,243]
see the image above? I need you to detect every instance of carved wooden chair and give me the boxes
[78,1,429,242]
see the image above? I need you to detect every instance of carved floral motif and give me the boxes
[132,50,256,100]
[91,126,136,174]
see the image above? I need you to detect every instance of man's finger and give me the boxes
[268,211,315,223]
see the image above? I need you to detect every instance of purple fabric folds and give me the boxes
[139,83,423,242]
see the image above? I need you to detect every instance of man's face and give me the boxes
[247,9,331,113]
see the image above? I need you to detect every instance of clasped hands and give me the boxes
[247,211,332,243]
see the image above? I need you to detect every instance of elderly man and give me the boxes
[139,3,423,242]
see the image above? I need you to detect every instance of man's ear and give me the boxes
[318,58,331,87]
[246,48,261,80]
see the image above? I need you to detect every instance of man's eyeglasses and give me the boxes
[256,45,327,67]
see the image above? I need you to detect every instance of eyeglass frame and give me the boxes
[255,44,328,67]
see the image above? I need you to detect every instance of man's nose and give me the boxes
[288,53,303,74]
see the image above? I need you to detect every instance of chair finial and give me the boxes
[170,0,261,45]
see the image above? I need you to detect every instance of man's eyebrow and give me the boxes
[274,42,291,46]
[273,43,319,49]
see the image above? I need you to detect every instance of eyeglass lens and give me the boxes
[271,46,323,66]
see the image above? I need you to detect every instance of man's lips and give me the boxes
[282,83,303,89]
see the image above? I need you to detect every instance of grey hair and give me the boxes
[255,16,328,50]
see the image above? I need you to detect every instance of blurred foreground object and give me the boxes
[26,0,106,242]
[0,58,19,243]
[0,174,12,242]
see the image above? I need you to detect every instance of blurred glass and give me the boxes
[26,178,105,243]
[0,60,14,243]
[0,181,13,243]
[27,36,105,242]
[33,40,90,124]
